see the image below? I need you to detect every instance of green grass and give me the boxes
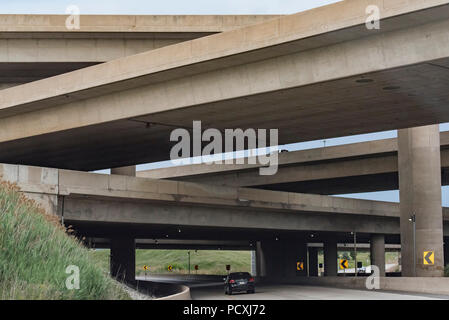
[91,249,252,276]
[0,180,130,300]
[445,265,449,277]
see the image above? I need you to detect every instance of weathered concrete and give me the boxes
[2,1,449,170]
[370,234,386,276]
[308,247,319,277]
[110,237,136,284]
[399,125,444,277]
[324,238,338,277]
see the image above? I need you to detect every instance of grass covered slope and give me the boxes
[0,181,129,300]
[92,249,252,276]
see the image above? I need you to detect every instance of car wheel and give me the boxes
[228,289,232,295]
[247,290,255,294]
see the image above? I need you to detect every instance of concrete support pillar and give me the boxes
[257,239,308,280]
[370,234,386,276]
[308,247,319,277]
[255,241,266,278]
[250,250,257,276]
[324,238,338,277]
[111,166,136,176]
[110,237,136,284]
[398,125,444,277]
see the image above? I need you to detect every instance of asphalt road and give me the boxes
[190,284,447,300]
[137,276,448,300]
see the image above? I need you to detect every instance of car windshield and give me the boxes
[229,272,251,279]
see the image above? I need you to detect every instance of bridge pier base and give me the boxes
[110,237,136,284]
[370,234,385,276]
[256,239,308,281]
[398,125,444,277]
[308,247,319,277]
[324,237,338,276]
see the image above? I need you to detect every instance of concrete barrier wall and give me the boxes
[291,277,449,295]
[156,285,191,300]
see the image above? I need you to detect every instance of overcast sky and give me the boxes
[2,0,448,205]
[0,0,341,15]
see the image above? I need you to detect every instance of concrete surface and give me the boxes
[0,15,279,83]
[190,284,447,300]
[2,1,449,169]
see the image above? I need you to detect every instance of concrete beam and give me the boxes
[138,132,449,195]
[1,1,449,170]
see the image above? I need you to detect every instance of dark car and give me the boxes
[224,272,255,295]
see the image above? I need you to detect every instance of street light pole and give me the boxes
[188,251,191,275]
[353,231,357,277]
[409,214,416,277]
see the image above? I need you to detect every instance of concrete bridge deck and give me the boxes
[1,0,449,170]
[0,14,279,84]
[1,162,448,242]
[138,131,449,194]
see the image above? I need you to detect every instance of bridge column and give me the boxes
[324,238,338,276]
[398,125,444,277]
[370,234,385,276]
[257,239,308,280]
[308,247,319,277]
[111,166,136,176]
[110,237,136,284]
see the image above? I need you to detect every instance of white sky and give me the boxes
[2,0,448,204]
[0,0,341,15]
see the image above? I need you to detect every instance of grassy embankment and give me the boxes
[91,249,252,276]
[0,180,130,300]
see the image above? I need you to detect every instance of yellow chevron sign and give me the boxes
[340,259,349,269]
[297,261,304,271]
[423,251,435,265]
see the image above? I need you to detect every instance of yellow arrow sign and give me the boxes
[296,261,304,271]
[168,265,173,271]
[423,251,435,265]
[340,259,349,269]
[143,265,148,271]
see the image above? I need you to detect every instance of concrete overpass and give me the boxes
[2,162,449,282]
[0,14,279,84]
[1,1,449,170]
[137,131,449,195]
[1,1,449,283]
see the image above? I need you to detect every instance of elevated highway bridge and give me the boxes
[1,0,449,284]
